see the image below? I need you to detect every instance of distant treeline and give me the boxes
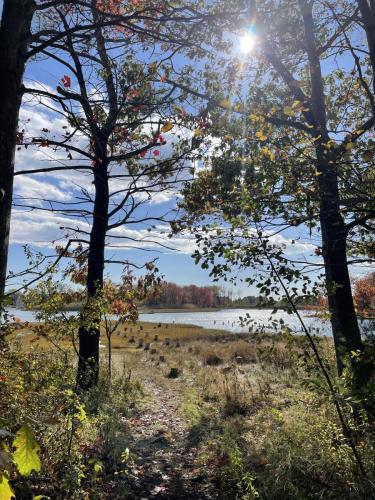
[143,282,321,309]
[144,283,219,308]
[9,283,322,310]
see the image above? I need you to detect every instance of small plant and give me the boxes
[218,429,258,499]
[221,370,254,417]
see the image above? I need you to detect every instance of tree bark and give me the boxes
[317,149,365,378]
[300,0,369,383]
[77,161,109,389]
[0,0,35,297]
[357,0,375,97]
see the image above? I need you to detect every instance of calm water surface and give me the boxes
[140,308,329,335]
[8,307,330,335]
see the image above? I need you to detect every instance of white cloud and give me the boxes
[14,176,72,205]
[10,210,196,255]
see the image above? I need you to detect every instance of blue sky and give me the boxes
[5,1,371,296]
[4,4,319,295]
[7,24,229,290]
[8,77,319,296]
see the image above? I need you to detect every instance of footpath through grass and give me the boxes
[1,321,375,499]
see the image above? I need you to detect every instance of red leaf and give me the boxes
[62,75,71,88]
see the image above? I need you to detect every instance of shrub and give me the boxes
[203,352,224,366]
[0,346,144,499]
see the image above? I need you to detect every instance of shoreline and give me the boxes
[138,305,323,314]
[9,305,323,315]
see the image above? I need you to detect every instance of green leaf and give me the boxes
[0,473,15,500]
[283,105,295,116]
[12,426,41,477]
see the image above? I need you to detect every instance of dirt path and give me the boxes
[123,377,218,499]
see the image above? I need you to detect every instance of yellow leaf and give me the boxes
[260,147,275,161]
[324,139,336,149]
[0,473,15,500]
[12,426,41,477]
[283,106,295,116]
[292,100,302,109]
[93,461,103,473]
[75,402,87,422]
[161,122,174,133]
[256,130,267,141]
[194,128,203,137]
[233,103,244,112]
[249,113,264,124]
[219,98,231,109]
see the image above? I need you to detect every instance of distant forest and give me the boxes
[142,282,321,309]
[9,282,322,310]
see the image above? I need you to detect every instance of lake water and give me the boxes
[7,307,331,335]
[140,308,329,335]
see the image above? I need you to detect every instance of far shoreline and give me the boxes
[139,305,323,314]
[8,304,323,315]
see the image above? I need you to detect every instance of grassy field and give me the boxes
[2,320,374,499]
[8,319,231,351]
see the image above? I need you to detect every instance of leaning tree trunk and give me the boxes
[0,0,35,297]
[77,161,109,389]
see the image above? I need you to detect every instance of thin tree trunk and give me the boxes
[0,0,35,297]
[108,332,112,381]
[77,162,109,389]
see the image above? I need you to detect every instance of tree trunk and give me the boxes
[298,0,370,385]
[108,331,112,381]
[77,162,109,389]
[358,0,375,97]
[317,149,369,384]
[0,0,35,298]
[320,208,363,370]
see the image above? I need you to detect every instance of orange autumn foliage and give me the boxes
[354,272,375,318]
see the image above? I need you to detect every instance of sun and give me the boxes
[240,33,256,54]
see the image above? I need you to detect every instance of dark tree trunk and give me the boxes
[358,0,375,97]
[317,149,369,384]
[0,0,35,297]
[77,161,109,389]
[298,0,370,386]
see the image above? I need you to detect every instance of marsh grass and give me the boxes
[3,324,375,499]
[126,333,375,499]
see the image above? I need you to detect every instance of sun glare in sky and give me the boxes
[240,33,256,54]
